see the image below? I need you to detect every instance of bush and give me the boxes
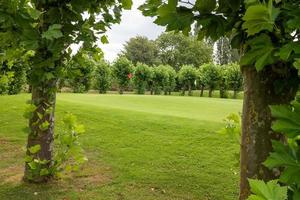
[95,60,111,94]
[196,68,205,97]
[0,62,27,95]
[178,65,197,96]
[152,65,169,95]
[201,63,221,97]
[112,57,134,94]
[133,63,152,94]
[226,63,243,99]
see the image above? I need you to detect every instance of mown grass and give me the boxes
[0,94,242,200]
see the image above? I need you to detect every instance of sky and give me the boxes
[96,0,165,62]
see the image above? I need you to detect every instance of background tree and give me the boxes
[156,32,212,71]
[121,36,160,66]
[1,0,132,183]
[95,60,111,94]
[152,65,169,95]
[215,37,240,65]
[112,57,134,94]
[133,63,152,94]
[140,1,300,199]
[178,65,197,96]
[201,63,221,98]
[226,63,243,99]
[67,50,95,93]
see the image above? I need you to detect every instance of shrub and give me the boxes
[152,65,169,95]
[196,68,205,97]
[178,65,197,96]
[133,63,152,94]
[95,60,111,94]
[226,63,243,99]
[201,63,221,97]
[112,57,134,94]
[219,66,229,98]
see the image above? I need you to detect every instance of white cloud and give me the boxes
[97,0,165,62]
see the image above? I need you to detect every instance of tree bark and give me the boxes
[200,86,204,97]
[239,65,298,200]
[233,90,238,99]
[208,88,213,97]
[24,80,57,183]
[188,84,192,96]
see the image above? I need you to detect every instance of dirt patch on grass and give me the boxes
[0,137,24,184]
[0,138,112,191]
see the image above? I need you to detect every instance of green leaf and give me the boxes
[242,2,279,36]
[195,0,216,13]
[121,0,133,9]
[40,168,49,176]
[240,34,275,70]
[28,144,41,154]
[42,24,63,40]
[101,35,109,44]
[248,179,288,200]
[28,161,37,170]
[27,7,42,20]
[39,121,50,131]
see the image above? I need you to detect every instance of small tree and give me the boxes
[152,65,169,95]
[161,65,176,95]
[67,50,95,93]
[196,68,205,97]
[219,66,229,98]
[95,60,111,94]
[201,63,221,97]
[133,63,152,94]
[226,63,243,99]
[112,57,134,94]
[178,65,197,96]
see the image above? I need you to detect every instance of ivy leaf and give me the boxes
[28,144,41,154]
[40,168,49,176]
[242,1,280,36]
[240,34,275,70]
[27,7,42,20]
[247,179,288,200]
[42,24,63,40]
[121,0,133,10]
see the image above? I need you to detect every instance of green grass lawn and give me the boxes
[0,94,242,200]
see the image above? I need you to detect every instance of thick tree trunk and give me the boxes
[239,65,298,200]
[24,80,57,183]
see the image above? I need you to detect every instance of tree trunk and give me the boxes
[188,84,192,96]
[200,86,204,97]
[119,87,123,94]
[239,65,298,200]
[208,88,213,97]
[233,90,238,99]
[24,80,57,183]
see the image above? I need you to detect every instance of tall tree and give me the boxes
[121,36,160,66]
[140,1,300,199]
[155,32,212,71]
[1,0,132,183]
[215,37,240,65]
